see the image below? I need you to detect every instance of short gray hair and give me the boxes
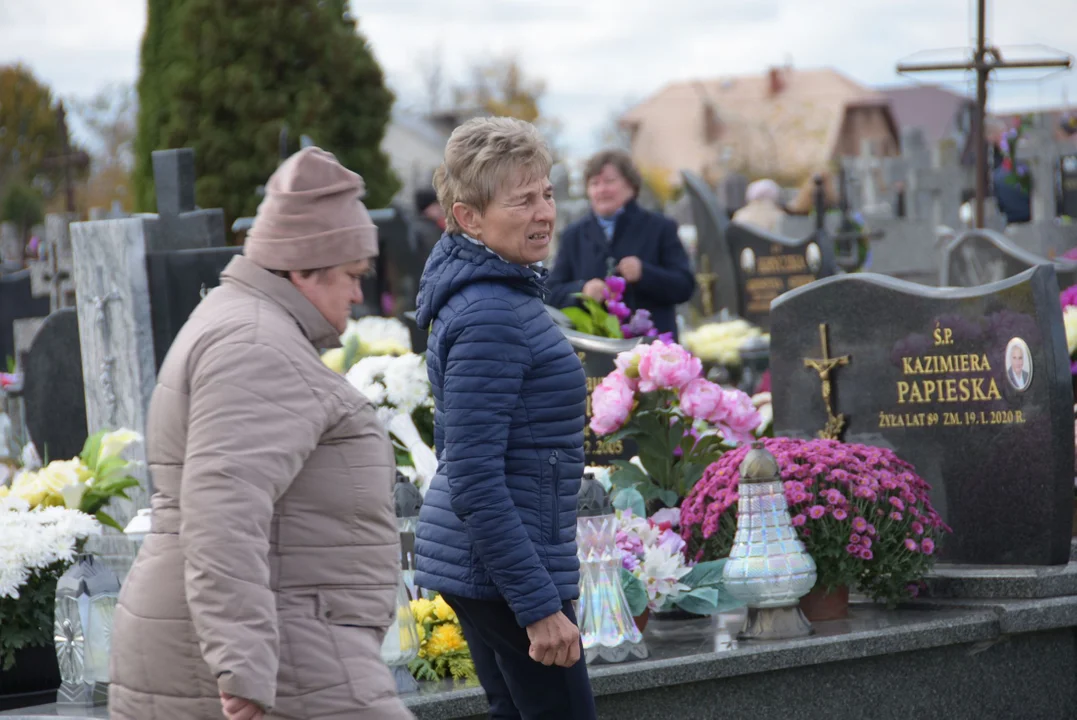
[434,117,553,234]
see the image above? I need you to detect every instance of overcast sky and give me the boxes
[1,0,1075,159]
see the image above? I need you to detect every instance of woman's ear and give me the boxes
[452,202,482,237]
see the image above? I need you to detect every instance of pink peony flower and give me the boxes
[905,538,919,553]
[712,389,762,444]
[832,507,848,521]
[637,341,702,392]
[852,517,868,533]
[679,378,727,422]
[808,505,826,520]
[590,371,636,435]
[921,538,935,555]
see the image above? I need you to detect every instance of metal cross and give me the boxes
[694,254,718,318]
[803,323,851,440]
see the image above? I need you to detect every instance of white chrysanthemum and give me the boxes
[341,316,411,353]
[0,502,99,599]
[383,354,430,413]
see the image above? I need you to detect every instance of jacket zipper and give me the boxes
[548,450,560,542]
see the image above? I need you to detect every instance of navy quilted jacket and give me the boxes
[413,233,587,627]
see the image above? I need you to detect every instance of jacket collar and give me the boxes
[220,255,342,349]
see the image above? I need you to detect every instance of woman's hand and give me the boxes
[220,692,265,720]
[582,278,607,301]
[617,256,643,283]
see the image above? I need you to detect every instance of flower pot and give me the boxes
[633,609,650,634]
[798,585,849,622]
[0,644,61,711]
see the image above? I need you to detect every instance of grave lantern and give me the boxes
[380,472,422,693]
[723,443,817,640]
[575,472,648,663]
[54,553,121,708]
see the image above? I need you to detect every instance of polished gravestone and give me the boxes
[770,265,1073,566]
[726,223,837,330]
[21,309,86,462]
[940,228,1077,288]
[681,171,736,319]
[0,271,50,366]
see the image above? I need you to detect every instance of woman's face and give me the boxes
[292,259,371,333]
[587,163,635,218]
[457,170,556,266]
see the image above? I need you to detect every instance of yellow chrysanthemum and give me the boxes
[321,348,346,374]
[410,598,436,624]
[360,339,409,357]
[424,623,465,657]
[432,595,456,623]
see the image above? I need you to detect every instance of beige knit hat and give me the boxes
[244,146,378,271]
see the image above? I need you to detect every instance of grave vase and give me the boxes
[798,585,850,622]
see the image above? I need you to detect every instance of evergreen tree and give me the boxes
[134,0,398,227]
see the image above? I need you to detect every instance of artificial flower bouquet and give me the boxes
[681,319,765,366]
[0,428,143,531]
[680,437,951,606]
[564,276,668,340]
[613,505,741,617]
[407,594,477,682]
[345,353,436,487]
[322,316,412,374]
[998,116,1032,194]
[590,340,760,509]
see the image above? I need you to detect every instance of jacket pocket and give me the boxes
[547,450,561,543]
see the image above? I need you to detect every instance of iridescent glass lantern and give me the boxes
[576,473,648,664]
[722,443,817,640]
[54,553,120,708]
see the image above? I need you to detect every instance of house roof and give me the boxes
[620,67,893,184]
[879,84,974,144]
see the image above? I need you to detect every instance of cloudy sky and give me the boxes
[1,0,1075,158]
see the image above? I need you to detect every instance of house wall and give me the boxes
[381,122,446,208]
[833,106,900,159]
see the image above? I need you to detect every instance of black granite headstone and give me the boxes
[144,149,227,252]
[770,266,1073,566]
[941,229,1077,289]
[22,308,87,462]
[0,270,50,366]
[726,223,837,330]
[1060,154,1077,219]
[682,171,737,319]
[146,246,243,369]
[560,329,641,469]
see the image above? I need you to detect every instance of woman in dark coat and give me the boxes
[547,149,695,337]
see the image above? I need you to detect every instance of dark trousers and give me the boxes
[441,594,597,720]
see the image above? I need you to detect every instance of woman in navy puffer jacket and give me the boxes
[413,117,596,719]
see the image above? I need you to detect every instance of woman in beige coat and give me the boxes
[108,147,412,720]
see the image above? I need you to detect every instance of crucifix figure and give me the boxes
[897,0,1072,229]
[92,267,122,428]
[695,254,718,318]
[803,323,851,440]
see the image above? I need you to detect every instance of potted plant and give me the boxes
[589,339,760,511]
[680,437,951,620]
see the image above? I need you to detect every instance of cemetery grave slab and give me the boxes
[770,266,1073,566]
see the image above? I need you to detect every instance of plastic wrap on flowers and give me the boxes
[680,437,951,606]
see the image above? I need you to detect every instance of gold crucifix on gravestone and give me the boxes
[803,323,850,440]
[695,254,718,318]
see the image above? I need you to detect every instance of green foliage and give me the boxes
[565,295,624,339]
[134,0,399,228]
[620,568,648,616]
[0,563,64,671]
[0,65,68,198]
[0,182,44,234]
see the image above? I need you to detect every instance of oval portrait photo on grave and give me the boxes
[806,242,822,274]
[740,247,756,274]
[1005,337,1032,392]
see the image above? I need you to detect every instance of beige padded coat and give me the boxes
[108,256,411,719]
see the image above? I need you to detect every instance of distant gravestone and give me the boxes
[560,329,640,469]
[770,265,1073,566]
[22,308,87,462]
[0,222,21,270]
[0,270,50,366]
[682,171,736,319]
[144,149,226,252]
[941,229,1077,289]
[718,173,749,214]
[29,213,77,312]
[146,246,243,369]
[726,222,836,329]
